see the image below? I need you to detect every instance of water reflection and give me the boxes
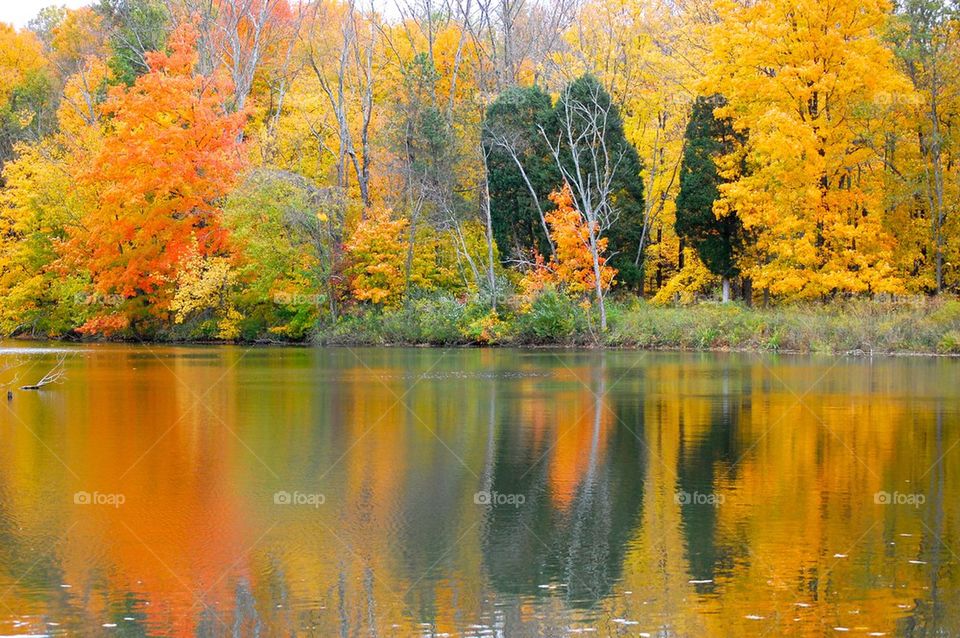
[0,346,956,636]
[483,363,646,607]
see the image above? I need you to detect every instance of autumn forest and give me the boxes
[1,0,959,346]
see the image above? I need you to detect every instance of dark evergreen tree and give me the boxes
[675,95,747,301]
[548,75,645,288]
[482,85,558,260]
[483,77,644,286]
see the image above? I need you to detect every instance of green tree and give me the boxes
[483,85,558,260]
[95,0,170,86]
[223,169,337,339]
[674,95,746,302]
[890,0,959,293]
[547,75,645,288]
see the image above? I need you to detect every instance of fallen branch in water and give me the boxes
[21,355,66,390]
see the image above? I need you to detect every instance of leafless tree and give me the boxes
[541,80,624,330]
[462,0,577,90]
[260,2,307,162]
[303,0,376,211]
[183,0,292,111]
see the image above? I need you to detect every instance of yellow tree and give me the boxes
[0,24,52,165]
[559,0,708,295]
[0,24,46,105]
[170,250,242,340]
[343,206,460,308]
[0,58,108,336]
[707,0,915,298]
[344,207,409,307]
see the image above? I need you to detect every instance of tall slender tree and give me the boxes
[545,75,645,289]
[675,95,746,302]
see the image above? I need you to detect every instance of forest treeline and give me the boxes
[0,0,958,343]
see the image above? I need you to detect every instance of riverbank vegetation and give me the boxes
[0,0,959,349]
[314,296,960,354]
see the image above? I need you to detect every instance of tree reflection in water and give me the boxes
[0,347,956,636]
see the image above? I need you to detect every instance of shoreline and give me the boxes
[6,298,960,358]
[6,336,960,359]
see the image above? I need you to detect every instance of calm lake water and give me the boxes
[0,344,957,636]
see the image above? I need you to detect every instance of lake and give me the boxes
[0,344,957,636]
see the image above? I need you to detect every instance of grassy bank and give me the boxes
[316,295,960,355]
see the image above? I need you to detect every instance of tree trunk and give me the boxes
[481,148,498,309]
[404,218,417,306]
[721,277,730,303]
[587,230,607,331]
[742,277,753,306]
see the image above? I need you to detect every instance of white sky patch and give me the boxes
[1,0,93,30]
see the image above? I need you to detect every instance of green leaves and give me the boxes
[674,95,746,281]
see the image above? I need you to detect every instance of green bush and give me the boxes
[515,289,584,344]
[938,331,960,354]
[410,295,467,345]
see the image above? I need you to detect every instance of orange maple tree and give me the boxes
[521,184,616,301]
[65,24,248,334]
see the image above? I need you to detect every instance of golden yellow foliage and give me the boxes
[651,248,717,305]
[344,207,409,307]
[708,0,914,298]
[0,24,46,108]
[170,250,243,340]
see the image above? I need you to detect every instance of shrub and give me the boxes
[411,295,466,345]
[515,288,584,343]
[938,331,960,354]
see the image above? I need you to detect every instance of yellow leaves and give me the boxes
[344,207,408,307]
[170,250,243,340]
[0,134,95,335]
[651,249,716,305]
[49,7,108,68]
[707,0,912,298]
[0,24,46,106]
[57,57,111,139]
[217,308,244,341]
[344,207,478,308]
